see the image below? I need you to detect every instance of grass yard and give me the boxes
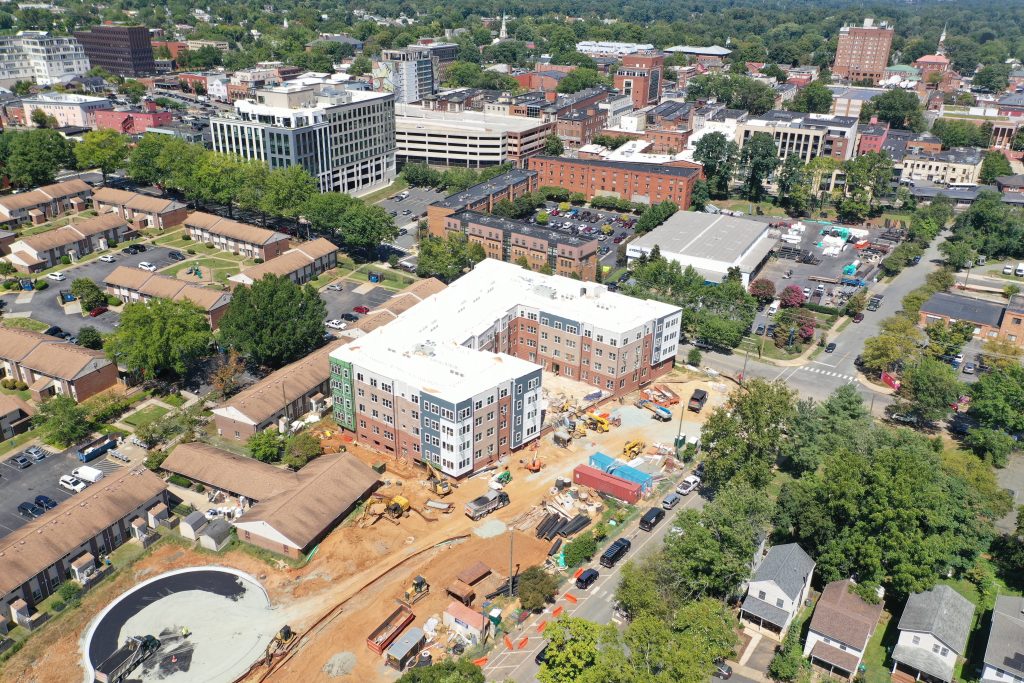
[164,255,250,285]
[122,405,169,429]
[0,428,39,457]
[2,317,49,332]
[361,177,409,205]
[18,210,98,237]
[161,393,186,408]
[738,335,804,361]
[153,229,194,250]
[861,610,898,683]
[716,199,789,217]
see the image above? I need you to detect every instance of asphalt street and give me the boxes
[484,477,706,683]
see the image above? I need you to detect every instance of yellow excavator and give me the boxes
[387,495,411,519]
[264,625,295,666]
[623,440,646,459]
[424,462,453,497]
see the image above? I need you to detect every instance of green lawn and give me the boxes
[163,256,248,285]
[738,335,804,361]
[716,199,789,217]
[18,210,98,237]
[161,393,186,408]
[361,177,410,205]
[0,384,32,401]
[2,317,49,332]
[861,610,898,683]
[0,429,39,457]
[122,405,169,429]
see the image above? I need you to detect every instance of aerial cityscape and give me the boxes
[0,0,1023,682]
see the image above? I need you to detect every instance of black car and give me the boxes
[44,325,64,337]
[121,246,139,255]
[17,502,44,519]
[576,568,599,590]
[825,342,837,353]
[168,250,186,261]
[341,313,359,322]
[34,495,57,510]
[135,244,147,252]
[535,644,549,665]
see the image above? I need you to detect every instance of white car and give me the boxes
[59,474,87,493]
[325,319,347,330]
[326,284,343,291]
[138,261,157,272]
[99,254,116,263]
[46,271,66,281]
[676,475,701,495]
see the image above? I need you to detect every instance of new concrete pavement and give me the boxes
[484,485,706,683]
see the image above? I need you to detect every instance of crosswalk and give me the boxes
[799,365,856,382]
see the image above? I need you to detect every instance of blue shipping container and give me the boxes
[587,452,653,493]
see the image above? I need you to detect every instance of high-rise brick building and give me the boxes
[74,25,155,77]
[614,52,664,108]
[832,18,894,85]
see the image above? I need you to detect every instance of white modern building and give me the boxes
[626,212,777,287]
[576,41,654,57]
[330,259,682,477]
[395,103,554,168]
[21,92,112,128]
[210,84,396,195]
[0,31,90,86]
[374,46,438,104]
[737,110,859,163]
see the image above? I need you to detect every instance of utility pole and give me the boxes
[741,348,750,384]
[508,528,514,598]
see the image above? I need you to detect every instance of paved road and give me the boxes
[484,481,706,683]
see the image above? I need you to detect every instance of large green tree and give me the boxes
[859,88,925,132]
[894,357,964,425]
[739,132,779,200]
[337,202,398,258]
[73,129,129,182]
[416,233,486,282]
[980,151,1013,184]
[218,275,327,368]
[969,365,1024,435]
[4,129,73,187]
[693,132,739,198]
[105,298,214,378]
[396,659,484,683]
[33,395,92,447]
[70,278,107,311]
[261,165,318,219]
[302,192,358,235]
[789,80,833,113]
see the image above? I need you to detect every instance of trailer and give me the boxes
[654,385,680,405]
[635,399,671,421]
[367,605,415,655]
[94,635,160,683]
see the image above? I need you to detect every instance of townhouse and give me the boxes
[6,213,132,272]
[228,238,338,287]
[103,266,232,329]
[0,327,118,402]
[92,187,188,230]
[0,179,93,228]
[183,212,290,261]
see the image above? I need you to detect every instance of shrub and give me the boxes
[106,295,122,307]
[802,302,840,315]
[50,599,66,612]
[193,483,206,493]
[687,348,702,366]
[15,381,27,391]
[33,280,48,290]
[205,243,216,249]
[60,255,71,265]
[144,449,168,471]
[168,473,192,487]
[186,248,196,255]
[1,379,13,389]
[518,566,560,611]
[253,257,264,264]
[182,235,191,241]
[57,581,82,605]
[563,530,597,567]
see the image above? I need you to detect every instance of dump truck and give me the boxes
[367,605,415,655]
[465,489,510,520]
[94,635,160,683]
[635,399,671,421]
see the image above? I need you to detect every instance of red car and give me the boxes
[852,312,865,323]
[353,305,370,314]
[88,306,108,317]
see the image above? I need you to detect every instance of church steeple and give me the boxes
[499,12,508,40]
[937,23,947,55]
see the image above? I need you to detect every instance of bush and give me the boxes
[253,257,264,264]
[205,243,216,249]
[767,616,807,681]
[1,378,13,389]
[106,295,122,306]
[802,302,840,316]
[687,348,702,366]
[186,248,196,255]
[193,483,206,493]
[60,255,71,265]
[168,473,192,487]
[33,280,48,290]
[563,530,597,567]
[50,599,66,612]
[182,235,191,241]
[518,566,560,611]
[57,581,82,605]
[144,449,169,471]
[15,381,27,391]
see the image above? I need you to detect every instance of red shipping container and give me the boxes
[572,464,642,504]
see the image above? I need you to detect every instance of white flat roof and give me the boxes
[395,104,549,134]
[333,259,680,401]
[629,212,776,270]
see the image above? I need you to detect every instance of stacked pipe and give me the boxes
[558,514,591,538]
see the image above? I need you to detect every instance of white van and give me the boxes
[767,299,780,317]
[72,465,105,483]
[1016,263,1024,277]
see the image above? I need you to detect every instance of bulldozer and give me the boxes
[584,414,610,433]
[623,440,646,459]
[424,462,453,497]
[400,575,430,606]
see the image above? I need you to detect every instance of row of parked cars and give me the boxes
[9,446,56,519]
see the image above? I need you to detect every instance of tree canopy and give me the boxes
[104,298,213,378]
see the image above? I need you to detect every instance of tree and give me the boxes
[5,129,73,187]
[974,63,1011,92]
[76,325,103,350]
[556,68,606,94]
[302,192,357,235]
[119,79,146,103]
[980,151,1012,184]
[127,133,175,186]
[860,88,925,132]
[693,132,739,198]
[70,278,107,311]
[782,385,872,476]
[686,74,776,115]
[931,119,992,149]
[537,616,605,683]
[964,427,1016,468]
[760,64,787,82]
[543,133,565,156]
[924,320,974,358]
[895,357,963,425]
[105,299,213,378]
[262,165,317,219]
[349,55,371,76]
[416,233,486,282]
[34,395,92,447]
[30,108,51,128]
[339,202,398,258]
[739,132,779,200]
[191,153,250,216]
[776,155,810,215]
[73,129,129,182]
[860,316,924,373]
[778,284,805,308]
[211,348,245,399]
[518,566,559,611]
[283,431,322,469]
[789,81,833,113]
[396,659,484,683]
[248,430,283,462]
[218,275,327,368]
[563,531,597,567]
[701,380,796,490]
[690,179,710,211]
[634,200,677,235]
[948,191,1024,259]
[748,279,776,304]
[969,365,1024,435]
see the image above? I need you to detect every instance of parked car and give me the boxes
[138,261,157,272]
[853,312,865,323]
[89,306,108,317]
[168,250,186,261]
[755,323,765,335]
[44,325,63,337]
[34,495,57,510]
[121,246,139,255]
[99,254,117,263]
[663,492,682,509]
[17,502,44,519]
[26,446,46,461]
[135,244,147,252]
[575,568,599,590]
[825,342,837,353]
[341,313,359,322]
[402,209,412,215]
[59,474,88,493]
[326,283,343,291]
[10,454,31,469]
[535,645,549,665]
[677,475,701,495]
[963,362,976,374]
[46,271,66,281]
[713,659,734,680]
[325,319,347,330]
[353,305,370,314]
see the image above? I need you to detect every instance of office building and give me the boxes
[737,111,859,163]
[73,25,155,77]
[576,41,654,58]
[443,210,599,280]
[832,18,894,85]
[375,46,438,103]
[395,103,554,168]
[21,92,113,128]
[614,52,665,108]
[528,155,702,208]
[211,84,396,195]
[0,31,90,86]
[330,259,682,477]
[898,147,983,186]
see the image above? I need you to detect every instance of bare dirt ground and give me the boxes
[1,369,727,683]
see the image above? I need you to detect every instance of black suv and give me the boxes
[600,538,632,568]
[168,250,186,261]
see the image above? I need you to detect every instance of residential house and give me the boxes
[92,187,188,230]
[981,596,1024,683]
[919,292,1024,348]
[0,327,118,402]
[0,179,93,228]
[103,266,232,329]
[891,585,975,683]
[228,238,338,287]
[183,212,290,261]
[803,580,884,678]
[0,395,34,442]
[740,543,815,636]
[6,213,133,272]
[160,442,298,503]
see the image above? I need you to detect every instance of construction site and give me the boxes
[0,370,728,683]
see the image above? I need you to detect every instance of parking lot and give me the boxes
[2,246,182,335]
[375,186,446,252]
[535,201,640,267]
[319,278,394,325]
[0,448,123,534]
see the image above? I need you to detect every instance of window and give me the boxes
[757,591,766,600]
[911,636,921,645]
[775,598,784,608]
[940,647,948,657]
[932,644,940,654]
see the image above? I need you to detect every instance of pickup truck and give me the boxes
[464,490,510,520]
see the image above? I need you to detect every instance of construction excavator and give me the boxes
[360,495,411,526]
[424,462,453,497]
[264,626,295,666]
[400,575,430,606]
[623,440,646,459]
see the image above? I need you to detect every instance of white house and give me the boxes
[891,585,975,683]
[739,543,815,637]
[803,579,883,678]
[981,595,1024,683]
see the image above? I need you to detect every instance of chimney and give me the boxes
[870,115,878,125]
[545,91,557,103]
